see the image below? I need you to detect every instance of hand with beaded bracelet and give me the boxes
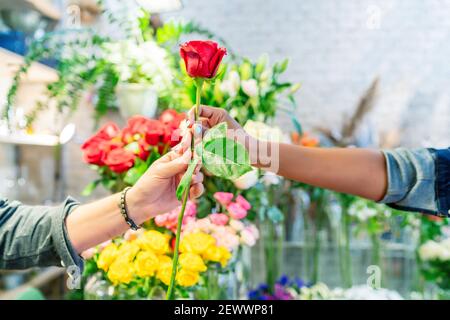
[66,131,204,254]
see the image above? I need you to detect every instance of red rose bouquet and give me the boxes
[81,109,185,195]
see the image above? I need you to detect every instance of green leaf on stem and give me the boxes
[176,158,200,201]
[202,122,227,143]
[198,135,252,180]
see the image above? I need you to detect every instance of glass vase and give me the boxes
[260,220,284,293]
[194,266,238,300]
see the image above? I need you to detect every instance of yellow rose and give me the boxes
[117,241,140,261]
[158,255,173,267]
[180,233,216,255]
[179,253,207,272]
[137,230,169,254]
[176,269,200,287]
[107,257,135,285]
[134,251,159,278]
[218,246,232,268]
[202,245,222,263]
[156,264,173,286]
[97,243,118,271]
[202,245,232,268]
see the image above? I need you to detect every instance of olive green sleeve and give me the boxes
[0,197,84,271]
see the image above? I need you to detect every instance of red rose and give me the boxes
[137,139,151,160]
[96,122,120,140]
[159,109,185,129]
[103,148,135,173]
[144,122,165,146]
[126,116,150,134]
[81,136,106,165]
[180,40,226,78]
[81,122,121,165]
[162,127,182,148]
[122,116,165,146]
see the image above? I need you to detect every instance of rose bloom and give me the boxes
[103,147,135,173]
[213,192,234,206]
[236,194,251,210]
[227,202,248,220]
[210,213,229,226]
[122,116,165,146]
[95,122,120,140]
[229,219,245,231]
[240,228,257,247]
[159,109,185,129]
[180,40,226,78]
[81,136,123,166]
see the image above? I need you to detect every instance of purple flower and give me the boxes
[273,284,294,300]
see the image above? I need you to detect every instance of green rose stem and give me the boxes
[166,78,204,300]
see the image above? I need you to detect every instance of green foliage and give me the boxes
[196,123,252,180]
[4,30,117,127]
[200,137,252,180]
[124,157,150,186]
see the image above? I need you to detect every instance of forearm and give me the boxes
[250,139,388,201]
[66,189,149,254]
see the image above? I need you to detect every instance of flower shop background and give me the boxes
[0,0,449,300]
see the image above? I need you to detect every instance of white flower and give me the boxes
[233,168,259,190]
[240,228,257,247]
[247,224,260,240]
[220,70,240,97]
[418,240,449,261]
[348,200,379,222]
[243,120,287,142]
[336,285,403,300]
[261,171,280,186]
[195,218,212,232]
[229,219,245,231]
[241,79,259,97]
[103,40,172,91]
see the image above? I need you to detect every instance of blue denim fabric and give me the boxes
[380,148,450,217]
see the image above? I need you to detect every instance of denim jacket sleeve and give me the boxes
[379,147,450,217]
[0,197,84,271]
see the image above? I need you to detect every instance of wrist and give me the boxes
[125,186,153,225]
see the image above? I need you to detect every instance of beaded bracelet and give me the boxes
[119,187,140,231]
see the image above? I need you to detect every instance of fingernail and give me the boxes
[194,124,202,135]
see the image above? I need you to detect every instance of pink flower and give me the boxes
[185,201,197,218]
[210,213,229,226]
[214,192,234,206]
[155,201,197,232]
[214,230,240,250]
[154,214,168,226]
[227,202,248,220]
[236,194,251,210]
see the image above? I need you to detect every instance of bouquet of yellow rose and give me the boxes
[89,229,232,299]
